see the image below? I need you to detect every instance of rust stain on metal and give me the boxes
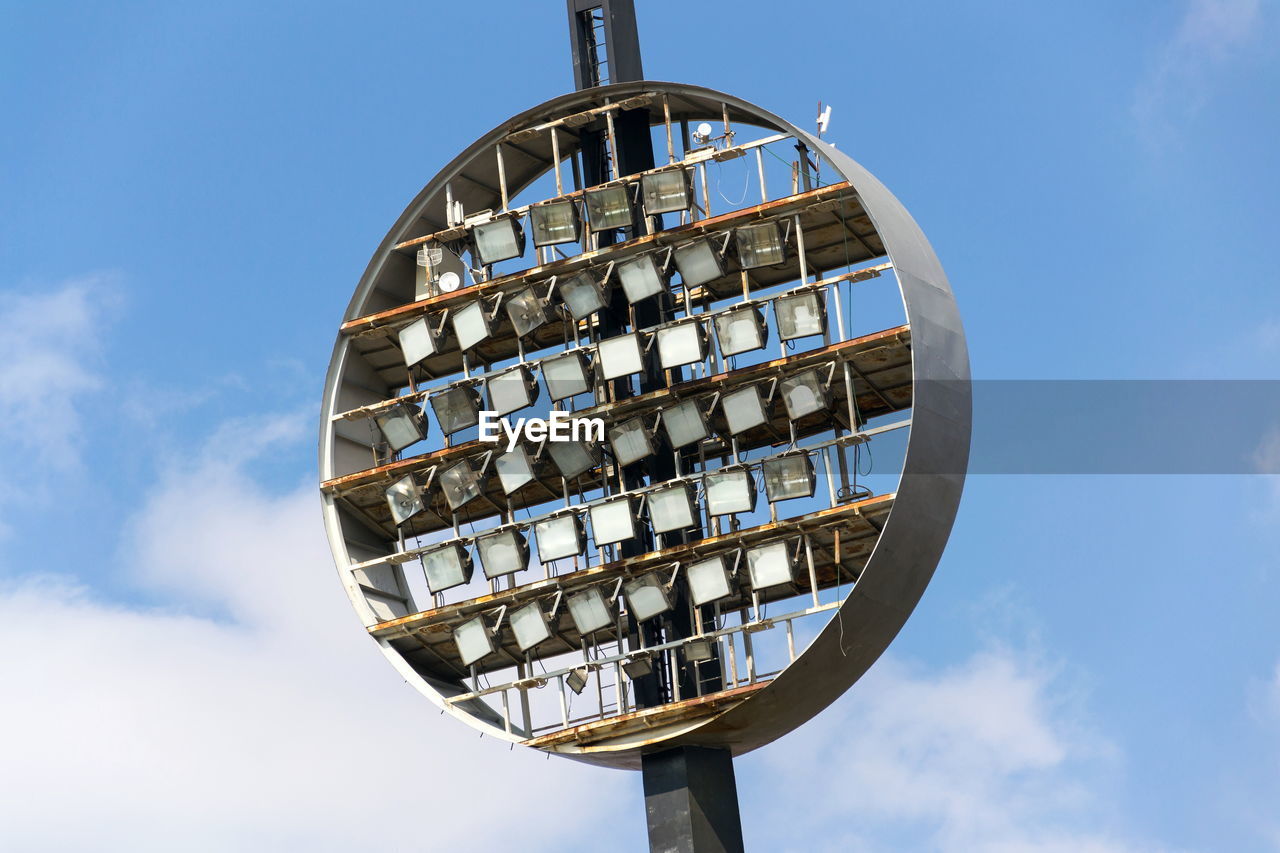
[342,182,856,336]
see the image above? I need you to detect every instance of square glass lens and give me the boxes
[589,498,636,545]
[779,370,830,420]
[597,333,644,379]
[641,169,691,216]
[775,291,825,340]
[722,384,768,435]
[560,272,606,319]
[510,601,551,651]
[529,200,580,247]
[624,574,673,622]
[673,240,724,287]
[704,468,756,515]
[735,222,785,269]
[494,446,534,494]
[422,544,472,594]
[661,399,708,449]
[547,441,596,479]
[439,461,483,510]
[487,366,537,416]
[618,254,665,303]
[609,417,653,466]
[714,306,767,357]
[505,287,547,338]
[398,316,440,368]
[430,386,480,435]
[584,185,632,230]
[648,484,696,534]
[476,529,527,579]
[566,587,612,635]
[542,351,592,401]
[762,454,816,502]
[535,514,583,561]
[746,540,794,589]
[454,616,493,667]
[385,475,423,526]
[374,405,425,453]
[472,216,524,265]
[452,300,492,352]
[686,556,733,606]
[656,321,705,369]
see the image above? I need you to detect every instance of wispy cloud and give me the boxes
[0,418,632,852]
[0,278,118,519]
[741,648,1171,853]
[1132,0,1264,148]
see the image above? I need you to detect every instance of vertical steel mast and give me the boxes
[566,6,746,851]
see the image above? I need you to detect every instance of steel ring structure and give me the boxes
[319,81,970,769]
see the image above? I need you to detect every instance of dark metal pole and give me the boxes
[643,746,746,853]
[565,7,743,851]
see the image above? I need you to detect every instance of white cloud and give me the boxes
[0,416,633,852]
[1132,0,1264,147]
[739,649,1168,853]
[0,279,115,513]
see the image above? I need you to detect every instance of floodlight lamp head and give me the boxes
[470,214,526,266]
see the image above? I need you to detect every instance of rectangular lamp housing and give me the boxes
[704,467,757,516]
[422,543,474,594]
[535,514,585,561]
[735,222,786,269]
[528,199,581,247]
[471,215,525,266]
[476,528,529,579]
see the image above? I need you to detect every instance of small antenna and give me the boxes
[816,102,832,137]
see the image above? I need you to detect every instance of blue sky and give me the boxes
[1,1,1278,850]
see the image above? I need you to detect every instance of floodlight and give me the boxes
[454,616,494,667]
[535,514,585,561]
[528,199,581,247]
[647,483,697,534]
[735,222,786,269]
[584,184,633,230]
[559,271,606,320]
[609,417,654,466]
[589,497,637,546]
[684,637,714,663]
[762,453,816,502]
[673,239,725,288]
[714,305,769,358]
[373,403,427,453]
[505,287,548,338]
[641,168,692,216]
[541,351,592,401]
[547,441,597,480]
[775,291,826,341]
[566,586,613,635]
[617,254,666,304]
[660,399,708,449]
[722,384,769,435]
[622,653,653,680]
[421,542,474,594]
[398,316,443,368]
[439,461,484,511]
[452,300,493,352]
[623,574,673,622]
[486,365,540,416]
[470,215,525,266]
[476,528,529,579]
[704,467,757,515]
[656,320,706,370]
[746,540,795,590]
[510,601,552,652]
[565,666,589,695]
[597,333,644,380]
[384,474,424,526]
[685,555,733,606]
[494,446,535,494]
[430,385,481,435]
[779,369,831,420]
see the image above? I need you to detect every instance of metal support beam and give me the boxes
[642,746,745,853]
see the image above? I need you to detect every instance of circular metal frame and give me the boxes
[319,81,971,769]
